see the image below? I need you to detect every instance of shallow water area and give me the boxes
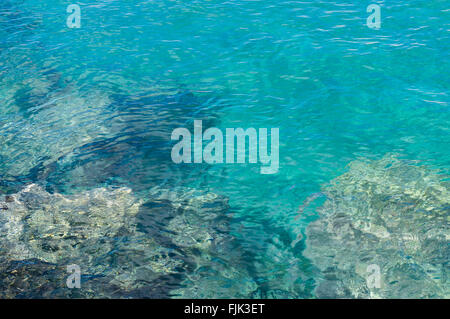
[0,0,449,298]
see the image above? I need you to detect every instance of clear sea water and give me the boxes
[0,0,449,298]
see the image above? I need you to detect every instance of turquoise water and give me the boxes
[0,0,449,298]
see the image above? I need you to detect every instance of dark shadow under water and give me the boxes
[36,90,219,194]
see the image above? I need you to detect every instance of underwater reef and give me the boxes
[304,155,449,298]
[0,184,255,298]
[0,72,221,196]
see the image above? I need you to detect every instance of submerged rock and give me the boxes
[0,87,114,179]
[0,184,255,298]
[304,155,449,298]
[0,259,70,298]
[0,184,142,264]
[144,188,258,298]
[41,90,219,193]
